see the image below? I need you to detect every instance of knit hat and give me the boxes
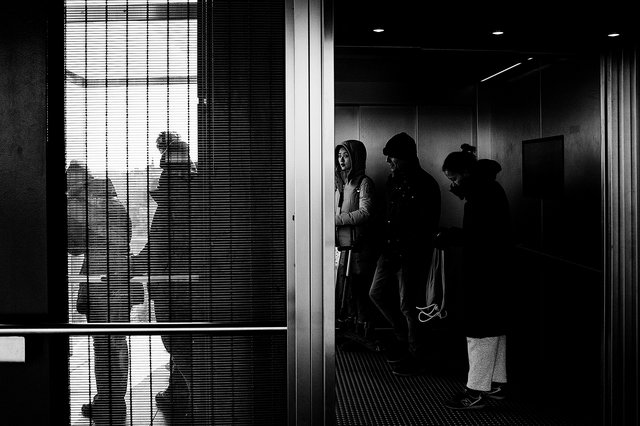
[383,132,417,159]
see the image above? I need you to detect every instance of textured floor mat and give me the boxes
[336,347,592,426]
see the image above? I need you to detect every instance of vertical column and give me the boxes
[286,0,335,425]
[602,48,639,426]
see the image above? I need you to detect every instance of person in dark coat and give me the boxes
[437,144,513,410]
[369,132,441,376]
[67,162,135,425]
[131,131,197,419]
[334,139,378,347]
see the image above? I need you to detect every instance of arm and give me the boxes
[335,177,374,226]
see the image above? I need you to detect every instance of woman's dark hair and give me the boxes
[442,144,477,174]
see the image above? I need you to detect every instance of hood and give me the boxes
[335,139,367,182]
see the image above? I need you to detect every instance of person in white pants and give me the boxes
[437,144,513,410]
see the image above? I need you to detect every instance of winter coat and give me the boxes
[450,159,513,338]
[67,178,132,277]
[382,160,441,260]
[335,140,377,274]
[132,165,196,276]
[67,177,136,321]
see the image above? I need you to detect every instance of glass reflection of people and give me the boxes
[334,139,379,349]
[67,161,134,425]
[437,144,512,410]
[131,131,196,419]
[368,132,441,376]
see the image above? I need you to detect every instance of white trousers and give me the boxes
[466,335,507,392]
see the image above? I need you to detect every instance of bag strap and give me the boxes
[416,249,447,323]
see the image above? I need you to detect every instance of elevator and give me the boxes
[0,1,638,425]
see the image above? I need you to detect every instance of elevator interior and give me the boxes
[332,1,637,424]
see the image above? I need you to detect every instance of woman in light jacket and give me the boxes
[335,139,378,345]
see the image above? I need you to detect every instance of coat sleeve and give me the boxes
[413,173,441,244]
[335,177,374,226]
[67,198,88,256]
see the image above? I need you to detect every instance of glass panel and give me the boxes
[69,332,286,424]
[64,1,286,424]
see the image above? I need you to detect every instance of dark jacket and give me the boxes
[383,160,441,259]
[451,159,513,338]
[67,177,135,320]
[335,140,377,272]
[132,164,196,275]
[67,178,132,277]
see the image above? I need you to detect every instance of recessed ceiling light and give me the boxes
[492,31,504,35]
[608,33,620,37]
[373,28,384,33]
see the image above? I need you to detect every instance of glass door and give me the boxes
[64,1,286,424]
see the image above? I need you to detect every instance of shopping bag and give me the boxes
[417,248,447,322]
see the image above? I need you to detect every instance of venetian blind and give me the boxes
[64,0,286,424]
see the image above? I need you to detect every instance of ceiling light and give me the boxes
[373,28,384,33]
[481,62,522,82]
[492,31,504,35]
[607,33,620,37]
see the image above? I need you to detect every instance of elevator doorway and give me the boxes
[331,2,619,424]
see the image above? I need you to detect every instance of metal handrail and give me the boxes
[0,322,287,335]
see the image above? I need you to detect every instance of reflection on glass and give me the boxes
[64,0,288,423]
[65,2,198,424]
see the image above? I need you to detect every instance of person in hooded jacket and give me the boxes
[369,132,441,376]
[67,161,135,425]
[335,139,378,348]
[437,144,513,410]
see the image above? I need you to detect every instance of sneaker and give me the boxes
[81,400,126,425]
[339,338,365,352]
[444,388,486,410]
[485,382,507,400]
[391,359,427,377]
[383,345,408,365]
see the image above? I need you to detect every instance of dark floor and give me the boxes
[335,340,594,426]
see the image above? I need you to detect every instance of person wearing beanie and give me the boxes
[369,132,441,376]
[131,131,197,420]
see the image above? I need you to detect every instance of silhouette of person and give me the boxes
[335,139,379,349]
[131,131,197,419]
[438,144,512,410]
[67,161,136,425]
[369,132,441,376]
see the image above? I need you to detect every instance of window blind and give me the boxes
[64,1,286,424]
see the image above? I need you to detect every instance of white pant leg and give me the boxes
[491,335,507,384]
[466,336,500,392]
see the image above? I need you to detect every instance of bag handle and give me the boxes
[416,249,447,323]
